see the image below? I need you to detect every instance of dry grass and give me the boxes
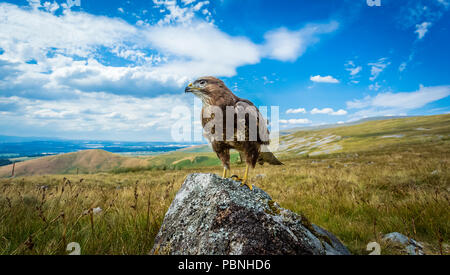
[0,139,448,255]
[0,149,152,178]
[0,172,181,255]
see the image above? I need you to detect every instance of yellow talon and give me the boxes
[240,181,253,191]
[238,165,253,191]
[230,175,243,181]
[228,165,253,191]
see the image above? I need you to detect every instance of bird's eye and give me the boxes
[199,80,206,85]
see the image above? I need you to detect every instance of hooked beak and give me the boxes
[185,83,193,93]
[185,82,201,93]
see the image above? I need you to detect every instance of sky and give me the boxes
[0,0,449,141]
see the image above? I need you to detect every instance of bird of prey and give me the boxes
[185,76,282,190]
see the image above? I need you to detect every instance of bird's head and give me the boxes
[185,76,228,104]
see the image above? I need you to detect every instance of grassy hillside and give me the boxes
[277,114,450,157]
[0,149,150,177]
[0,114,448,255]
[6,114,448,178]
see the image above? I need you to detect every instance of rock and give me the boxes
[151,173,350,255]
[253,174,266,180]
[92,207,102,214]
[383,232,424,255]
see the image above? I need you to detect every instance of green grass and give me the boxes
[278,114,450,157]
[0,114,449,255]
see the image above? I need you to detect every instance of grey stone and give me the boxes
[253,174,266,180]
[151,173,351,255]
[383,232,424,255]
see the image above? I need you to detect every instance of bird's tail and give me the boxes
[258,151,283,165]
[238,151,283,165]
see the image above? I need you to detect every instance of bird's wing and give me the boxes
[234,100,270,144]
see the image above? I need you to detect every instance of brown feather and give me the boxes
[188,76,280,169]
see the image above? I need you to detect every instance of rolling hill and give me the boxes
[0,114,448,255]
[276,114,450,157]
[0,149,151,177]
[1,114,449,178]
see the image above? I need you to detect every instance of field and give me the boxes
[0,115,449,255]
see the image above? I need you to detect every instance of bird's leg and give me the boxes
[239,165,253,191]
[222,167,229,178]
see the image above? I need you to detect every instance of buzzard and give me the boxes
[185,76,282,190]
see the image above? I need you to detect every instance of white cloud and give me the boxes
[310,108,347,115]
[0,91,191,140]
[0,3,339,100]
[0,1,339,140]
[43,1,59,13]
[348,66,362,76]
[143,22,261,77]
[398,1,447,42]
[310,75,339,83]
[332,109,348,115]
[152,0,212,25]
[286,108,306,114]
[280,118,312,124]
[415,21,432,39]
[262,22,339,62]
[345,60,362,77]
[347,85,450,118]
[181,0,197,5]
[368,57,390,81]
[371,85,449,109]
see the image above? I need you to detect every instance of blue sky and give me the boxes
[0,0,449,141]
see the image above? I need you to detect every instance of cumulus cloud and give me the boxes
[279,118,312,124]
[0,1,339,140]
[310,108,347,115]
[0,2,339,100]
[310,75,339,83]
[286,108,306,114]
[263,22,339,62]
[143,22,261,77]
[346,85,450,118]
[0,91,191,140]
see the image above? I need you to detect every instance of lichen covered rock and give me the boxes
[151,173,350,255]
[383,232,424,255]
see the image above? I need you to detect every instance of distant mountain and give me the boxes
[2,114,448,178]
[0,139,193,159]
[0,149,151,177]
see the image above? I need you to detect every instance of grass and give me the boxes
[278,114,450,157]
[1,139,448,255]
[0,114,449,255]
